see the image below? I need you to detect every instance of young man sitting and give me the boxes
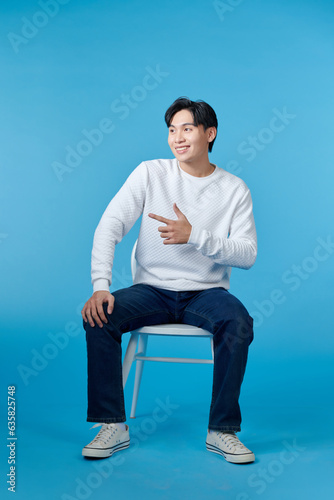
[81,96,257,464]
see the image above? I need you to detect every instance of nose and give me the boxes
[174,130,185,143]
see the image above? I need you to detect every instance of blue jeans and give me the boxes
[84,284,254,432]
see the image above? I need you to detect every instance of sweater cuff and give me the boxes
[93,278,110,293]
[187,225,202,247]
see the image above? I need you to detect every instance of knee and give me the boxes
[82,304,115,335]
[82,302,116,331]
[83,318,102,338]
[221,301,252,328]
[216,305,254,347]
[83,318,122,346]
[235,312,254,345]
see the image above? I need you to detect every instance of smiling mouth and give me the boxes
[175,146,189,152]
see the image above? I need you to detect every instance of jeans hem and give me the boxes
[87,417,126,423]
[208,425,241,433]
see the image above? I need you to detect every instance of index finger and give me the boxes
[148,213,170,224]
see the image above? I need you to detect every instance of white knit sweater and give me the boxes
[91,158,257,292]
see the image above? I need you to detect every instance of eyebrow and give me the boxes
[169,122,196,128]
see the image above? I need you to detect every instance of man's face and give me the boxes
[167,109,215,164]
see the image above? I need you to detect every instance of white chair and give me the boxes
[122,240,214,418]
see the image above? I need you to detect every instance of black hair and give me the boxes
[164,97,218,152]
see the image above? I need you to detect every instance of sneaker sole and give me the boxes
[206,442,255,464]
[82,439,130,458]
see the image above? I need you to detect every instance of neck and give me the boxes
[178,156,214,178]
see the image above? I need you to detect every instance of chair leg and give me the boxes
[130,334,148,418]
[122,333,139,388]
[210,336,214,361]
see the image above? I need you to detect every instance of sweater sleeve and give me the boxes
[187,188,257,269]
[91,162,148,292]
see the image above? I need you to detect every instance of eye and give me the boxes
[184,128,192,132]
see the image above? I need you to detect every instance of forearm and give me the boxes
[187,188,257,269]
[187,227,257,269]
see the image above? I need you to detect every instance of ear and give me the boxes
[207,127,217,144]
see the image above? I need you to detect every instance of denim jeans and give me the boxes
[84,283,254,433]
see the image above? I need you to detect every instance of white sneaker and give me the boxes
[82,423,130,458]
[206,431,255,464]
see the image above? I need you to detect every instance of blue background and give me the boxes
[1,0,333,499]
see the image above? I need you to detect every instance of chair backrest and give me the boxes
[130,239,138,281]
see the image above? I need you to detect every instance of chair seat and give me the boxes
[132,324,212,337]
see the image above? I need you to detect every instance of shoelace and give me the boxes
[217,432,248,452]
[89,423,117,445]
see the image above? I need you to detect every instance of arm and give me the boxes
[82,163,148,327]
[187,188,257,269]
[91,162,148,292]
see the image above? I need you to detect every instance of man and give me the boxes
[81,97,257,464]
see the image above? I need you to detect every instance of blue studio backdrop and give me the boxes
[1,1,333,499]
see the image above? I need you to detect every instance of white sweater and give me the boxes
[91,158,257,292]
